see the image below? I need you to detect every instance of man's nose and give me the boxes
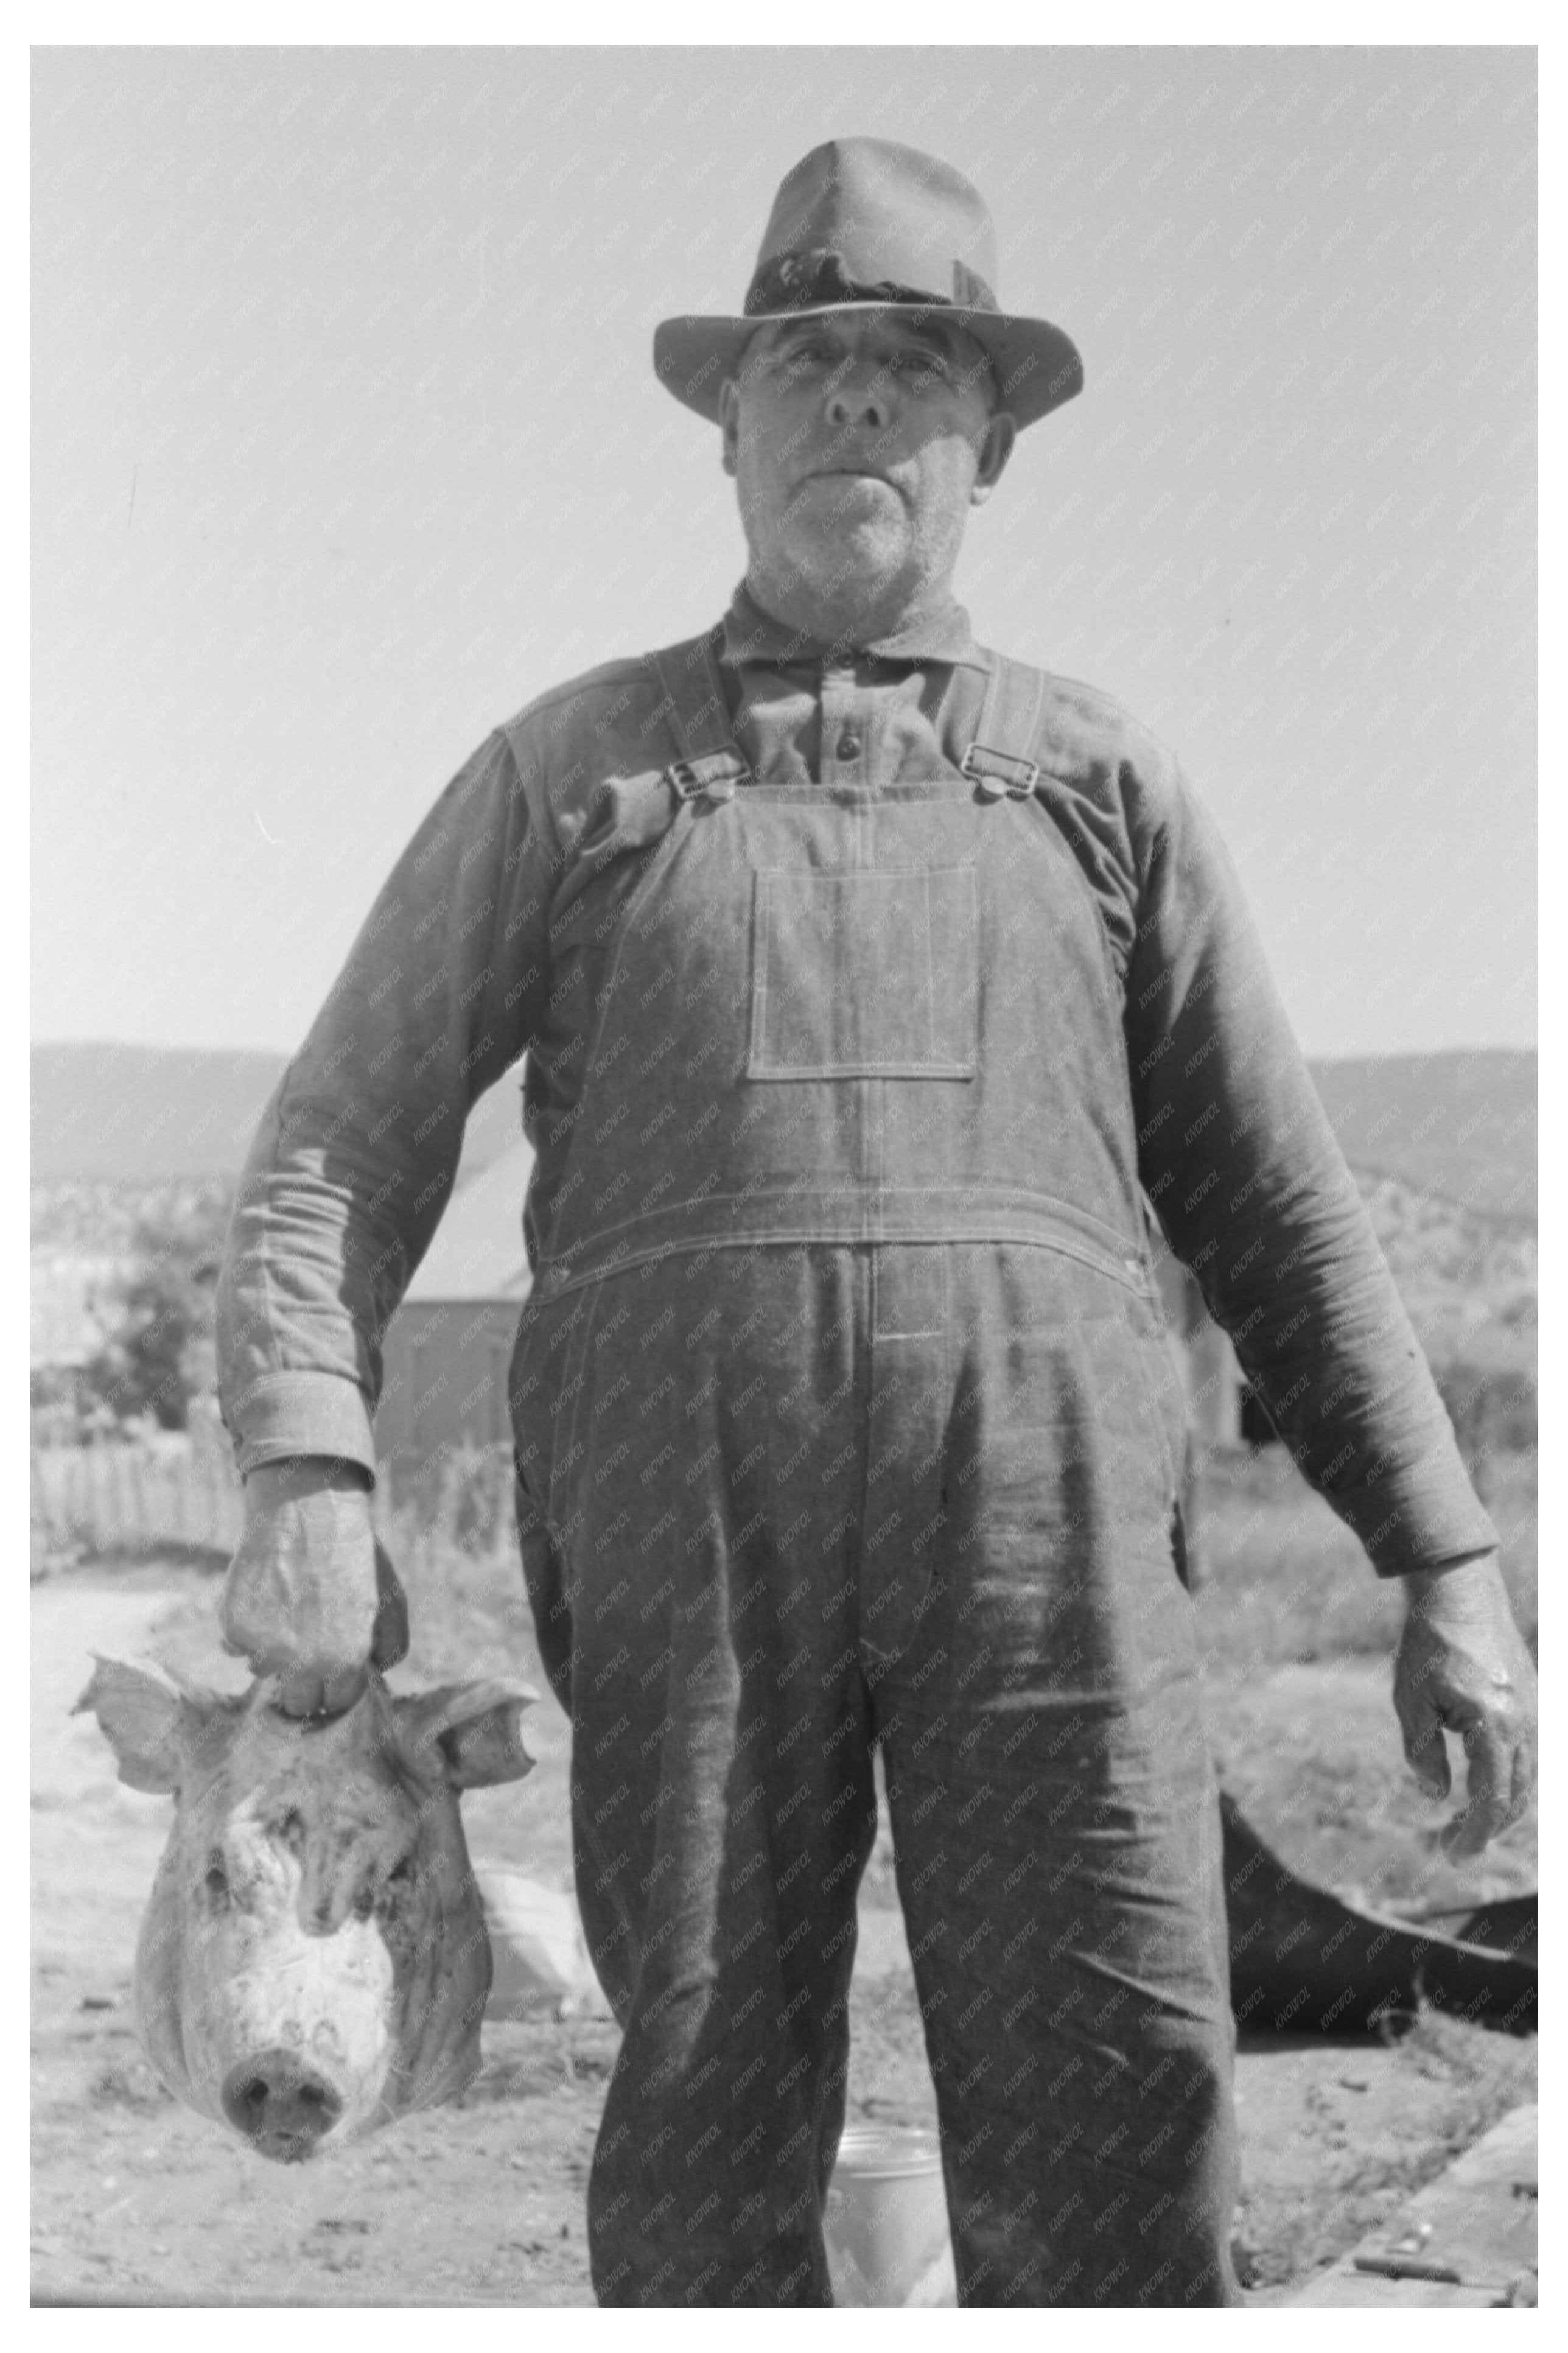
[825,371,890,432]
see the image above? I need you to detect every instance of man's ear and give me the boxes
[719,379,741,479]
[74,1657,240,1794]
[392,1681,539,1790]
[969,410,1016,507]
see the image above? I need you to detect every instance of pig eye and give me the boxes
[386,1850,418,1888]
[352,1884,376,1923]
[203,1854,229,1904]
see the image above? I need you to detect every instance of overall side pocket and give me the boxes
[509,1287,603,1711]
[1127,1293,1191,1509]
[514,1465,578,1714]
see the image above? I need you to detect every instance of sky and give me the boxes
[32,43,1537,1059]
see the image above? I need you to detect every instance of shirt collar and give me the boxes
[718,581,987,672]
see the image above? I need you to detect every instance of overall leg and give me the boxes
[518,1247,879,2306]
[871,1243,1241,2307]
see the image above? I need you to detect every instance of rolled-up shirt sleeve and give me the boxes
[1126,761,1497,1576]
[217,728,556,1480]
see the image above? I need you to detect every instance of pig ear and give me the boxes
[391,1680,538,1789]
[72,1656,239,1794]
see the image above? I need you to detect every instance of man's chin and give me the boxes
[780,512,909,587]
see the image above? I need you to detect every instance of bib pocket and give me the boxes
[746,863,978,1081]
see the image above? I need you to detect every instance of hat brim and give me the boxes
[653,303,1083,432]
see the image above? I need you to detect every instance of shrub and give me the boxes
[1432,1359,1538,1459]
[77,1187,232,1432]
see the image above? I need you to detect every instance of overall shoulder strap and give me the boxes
[962,654,1047,797]
[650,632,751,797]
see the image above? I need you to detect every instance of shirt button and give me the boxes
[835,729,863,760]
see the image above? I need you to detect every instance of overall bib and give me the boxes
[512,637,1240,2307]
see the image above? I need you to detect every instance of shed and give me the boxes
[376,1139,535,1498]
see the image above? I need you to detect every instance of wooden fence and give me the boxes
[30,1442,246,1556]
[29,1436,522,1562]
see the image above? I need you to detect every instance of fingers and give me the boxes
[370,1540,411,1671]
[1439,1711,1540,1857]
[1395,1599,1538,1859]
[1395,1669,1451,1801]
[1455,1728,1537,1854]
[1439,1724,1507,1857]
[1405,1729,1450,1803]
[1510,1720,1539,1820]
[220,1482,393,1711]
[218,1529,285,1654]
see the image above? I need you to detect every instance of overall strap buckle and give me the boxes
[667,751,751,805]
[961,743,1041,801]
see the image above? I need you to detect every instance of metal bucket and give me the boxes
[824,2125,956,2306]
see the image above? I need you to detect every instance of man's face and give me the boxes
[719,311,1015,628]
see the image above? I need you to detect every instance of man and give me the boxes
[218,140,1536,2306]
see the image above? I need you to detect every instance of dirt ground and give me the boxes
[32,1555,1536,2307]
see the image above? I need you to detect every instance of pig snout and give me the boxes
[221,2048,345,2162]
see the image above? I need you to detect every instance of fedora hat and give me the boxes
[653,138,1083,433]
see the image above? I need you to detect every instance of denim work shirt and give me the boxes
[217,584,1496,1577]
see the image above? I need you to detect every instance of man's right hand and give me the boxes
[220,1456,410,1717]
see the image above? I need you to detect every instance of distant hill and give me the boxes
[1307,1050,1536,1222]
[30,1043,527,1188]
[30,1045,289,1184]
[31,1041,1535,1218]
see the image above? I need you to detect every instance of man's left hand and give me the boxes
[1393,1554,1538,1859]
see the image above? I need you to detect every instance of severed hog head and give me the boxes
[75,1659,534,2164]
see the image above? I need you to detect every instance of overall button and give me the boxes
[835,729,863,761]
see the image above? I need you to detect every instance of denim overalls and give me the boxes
[511,631,1240,2306]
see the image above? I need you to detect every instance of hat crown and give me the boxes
[747,138,1001,316]
[651,135,1083,432]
